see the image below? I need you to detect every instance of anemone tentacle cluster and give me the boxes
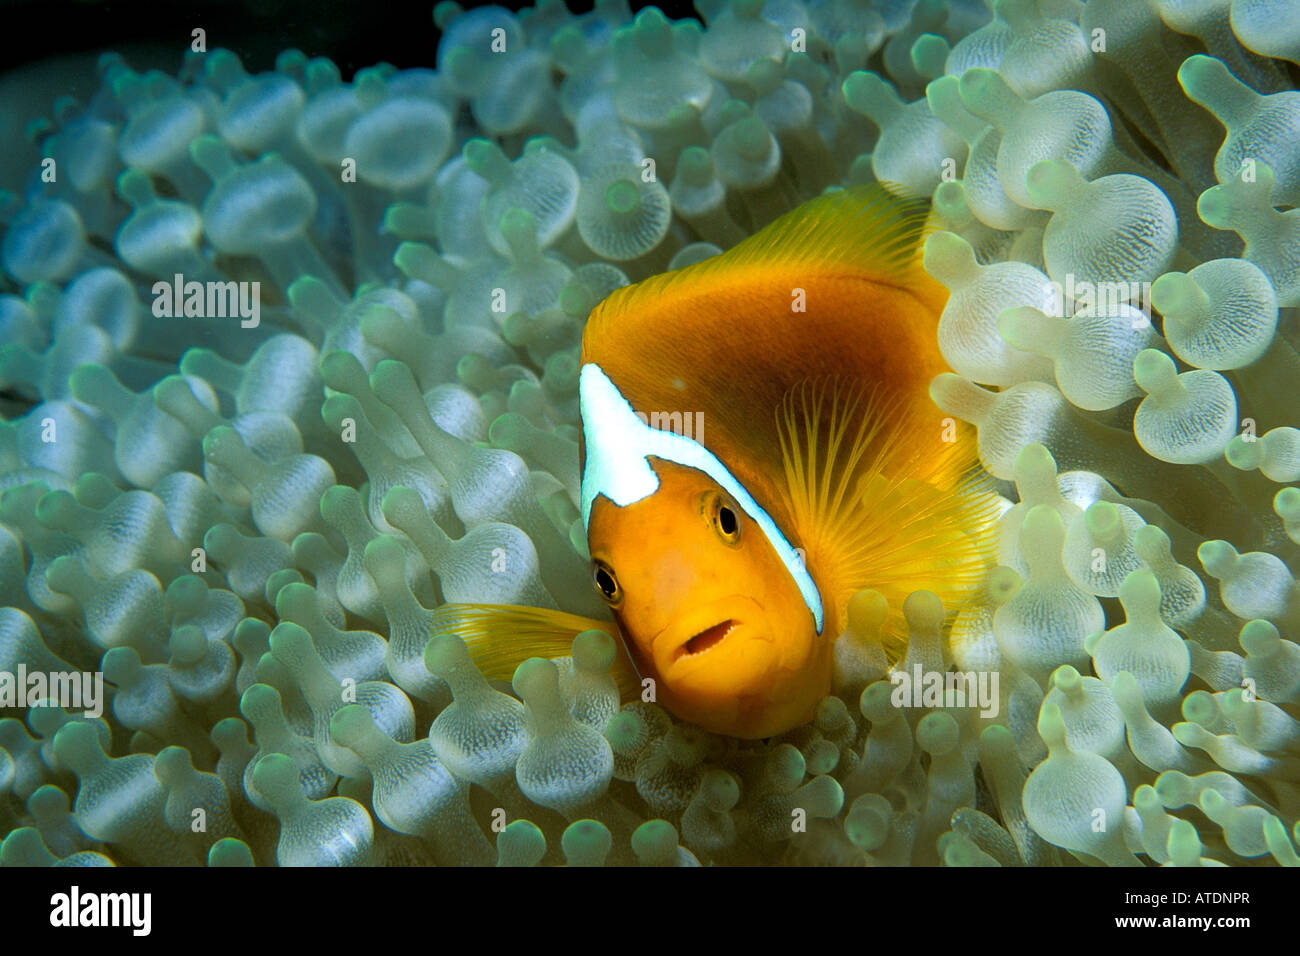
[1,0,1299,866]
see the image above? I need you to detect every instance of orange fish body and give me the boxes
[576,185,995,737]
[434,184,998,739]
[580,219,954,565]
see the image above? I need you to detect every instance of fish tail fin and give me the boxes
[776,378,1001,661]
[429,603,642,701]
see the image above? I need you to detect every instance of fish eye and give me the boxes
[592,560,622,605]
[704,492,741,545]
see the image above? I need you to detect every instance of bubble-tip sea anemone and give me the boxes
[1,0,1299,867]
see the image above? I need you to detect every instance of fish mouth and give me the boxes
[674,619,736,661]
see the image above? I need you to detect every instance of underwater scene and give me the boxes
[1,0,1299,883]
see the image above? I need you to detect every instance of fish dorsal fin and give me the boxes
[429,603,642,701]
[584,182,933,340]
[776,378,1001,660]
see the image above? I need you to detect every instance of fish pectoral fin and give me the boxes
[776,378,1000,658]
[429,603,641,701]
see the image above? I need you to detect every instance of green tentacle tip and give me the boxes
[631,819,681,866]
[208,838,255,867]
[497,820,547,867]
[561,819,612,866]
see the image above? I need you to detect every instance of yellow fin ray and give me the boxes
[776,379,1001,661]
[428,603,641,701]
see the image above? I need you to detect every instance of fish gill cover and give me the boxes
[0,0,1298,870]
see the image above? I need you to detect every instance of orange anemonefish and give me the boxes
[431,183,1000,739]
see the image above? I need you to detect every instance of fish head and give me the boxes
[586,457,828,738]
